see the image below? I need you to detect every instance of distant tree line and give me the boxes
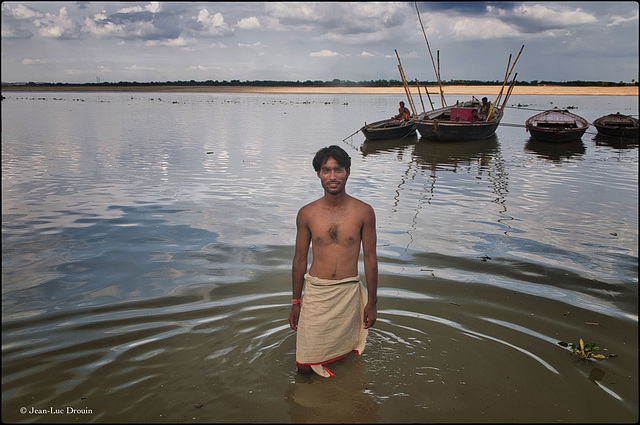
[7,78,638,87]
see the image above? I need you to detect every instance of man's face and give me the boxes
[318,156,349,195]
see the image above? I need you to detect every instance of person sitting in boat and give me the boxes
[471,109,480,121]
[393,101,411,121]
[478,97,491,120]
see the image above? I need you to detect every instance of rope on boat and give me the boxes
[503,105,560,112]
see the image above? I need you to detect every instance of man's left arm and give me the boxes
[361,204,378,329]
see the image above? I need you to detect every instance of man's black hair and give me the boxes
[312,145,351,172]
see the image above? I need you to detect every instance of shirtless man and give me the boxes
[393,101,411,120]
[288,145,378,375]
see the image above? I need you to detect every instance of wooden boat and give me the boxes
[413,99,503,142]
[405,5,524,143]
[360,118,416,141]
[525,109,589,142]
[593,113,639,138]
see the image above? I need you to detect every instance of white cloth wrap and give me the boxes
[296,273,368,376]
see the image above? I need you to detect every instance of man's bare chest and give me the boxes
[310,217,361,246]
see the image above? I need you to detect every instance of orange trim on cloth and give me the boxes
[295,273,368,377]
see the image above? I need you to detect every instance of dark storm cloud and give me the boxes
[417,1,502,13]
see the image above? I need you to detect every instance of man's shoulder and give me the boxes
[349,196,375,214]
[298,198,323,214]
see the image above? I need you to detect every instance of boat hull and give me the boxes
[593,113,639,138]
[414,119,501,141]
[525,109,589,143]
[360,119,416,141]
[526,126,587,142]
[413,104,502,142]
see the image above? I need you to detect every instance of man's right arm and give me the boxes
[289,208,311,331]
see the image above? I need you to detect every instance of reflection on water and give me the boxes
[524,137,586,162]
[2,92,638,423]
[412,134,499,171]
[593,133,639,150]
[285,355,379,423]
[360,134,418,157]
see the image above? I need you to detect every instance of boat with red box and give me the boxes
[414,98,503,142]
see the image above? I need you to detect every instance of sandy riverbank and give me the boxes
[2,85,637,96]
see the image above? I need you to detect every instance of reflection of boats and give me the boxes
[592,113,639,139]
[402,134,508,250]
[414,99,503,142]
[360,133,417,156]
[525,109,589,142]
[412,134,499,171]
[525,138,585,162]
[360,119,416,141]
[594,133,639,149]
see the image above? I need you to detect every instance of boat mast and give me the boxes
[415,1,445,108]
[493,45,524,111]
[395,49,418,117]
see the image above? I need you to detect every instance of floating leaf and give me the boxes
[558,338,616,361]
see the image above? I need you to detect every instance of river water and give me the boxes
[1,91,637,423]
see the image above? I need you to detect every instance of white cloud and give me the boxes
[82,16,126,37]
[117,2,160,15]
[5,3,43,20]
[23,58,46,65]
[237,16,260,30]
[309,49,340,57]
[33,7,76,38]
[384,51,417,59]
[608,10,639,27]
[451,17,521,40]
[197,9,232,36]
[145,2,161,14]
[146,36,196,47]
[317,29,389,44]
[513,4,597,27]
[125,64,155,71]
[266,2,319,21]
[209,41,229,48]
[238,41,267,48]
[0,2,636,84]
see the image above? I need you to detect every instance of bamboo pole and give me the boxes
[437,51,445,107]
[494,45,524,109]
[496,54,511,107]
[415,1,445,107]
[397,64,414,115]
[398,65,417,116]
[343,128,361,141]
[415,79,425,113]
[395,50,418,116]
[423,85,434,110]
[501,73,518,111]
[493,55,511,110]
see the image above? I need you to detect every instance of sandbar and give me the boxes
[2,85,637,96]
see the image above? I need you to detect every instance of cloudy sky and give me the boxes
[1,1,638,84]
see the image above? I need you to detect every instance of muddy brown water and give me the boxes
[2,92,637,422]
